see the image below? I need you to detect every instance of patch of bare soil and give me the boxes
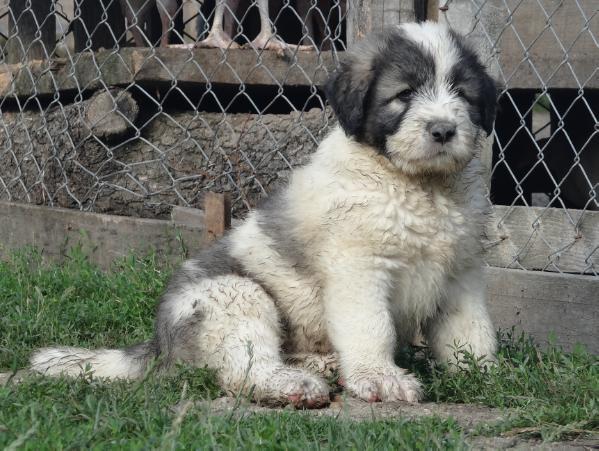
[189,396,599,450]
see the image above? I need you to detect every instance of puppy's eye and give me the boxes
[395,88,414,101]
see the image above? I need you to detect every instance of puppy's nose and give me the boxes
[429,121,457,144]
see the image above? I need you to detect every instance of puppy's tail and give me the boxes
[29,341,158,380]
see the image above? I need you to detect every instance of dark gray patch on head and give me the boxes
[324,28,436,152]
[447,31,498,136]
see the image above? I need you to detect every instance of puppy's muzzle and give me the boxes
[428,121,457,144]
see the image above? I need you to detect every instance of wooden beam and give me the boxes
[0,201,204,268]
[493,0,597,91]
[6,0,55,64]
[0,45,596,99]
[0,201,596,352]
[0,47,337,98]
[171,205,205,228]
[485,266,598,354]
[484,205,599,274]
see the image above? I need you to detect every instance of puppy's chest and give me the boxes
[365,183,469,263]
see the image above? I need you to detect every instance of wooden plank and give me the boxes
[370,0,414,31]
[426,0,439,22]
[485,266,598,354]
[441,0,597,89]
[0,43,595,99]
[0,201,204,269]
[202,192,231,243]
[346,0,371,46]
[0,47,337,98]
[0,201,596,352]
[171,205,205,228]
[495,0,598,90]
[484,205,599,274]
[6,0,55,64]
[347,0,415,46]
[171,205,242,229]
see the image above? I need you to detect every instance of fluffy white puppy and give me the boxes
[30,21,498,408]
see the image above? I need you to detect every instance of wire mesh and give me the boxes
[462,0,597,275]
[0,0,596,275]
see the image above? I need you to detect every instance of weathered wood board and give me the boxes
[485,205,599,274]
[0,47,337,98]
[492,0,598,90]
[0,27,596,99]
[0,201,203,268]
[0,201,596,353]
[485,266,598,354]
[347,0,415,46]
[441,0,598,90]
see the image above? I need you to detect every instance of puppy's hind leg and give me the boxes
[190,276,330,408]
[425,268,497,368]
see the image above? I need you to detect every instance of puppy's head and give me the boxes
[325,22,497,175]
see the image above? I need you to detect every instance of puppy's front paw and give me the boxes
[345,366,423,403]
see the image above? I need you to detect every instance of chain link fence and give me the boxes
[0,0,597,275]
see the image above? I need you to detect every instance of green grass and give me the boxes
[1,373,463,450]
[0,247,597,449]
[416,336,598,440]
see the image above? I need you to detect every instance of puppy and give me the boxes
[29,21,498,408]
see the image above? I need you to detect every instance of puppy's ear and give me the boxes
[324,55,376,137]
[480,72,498,137]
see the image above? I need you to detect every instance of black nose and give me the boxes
[429,121,457,144]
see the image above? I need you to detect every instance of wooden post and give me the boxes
[347,0,416,46]
[6,0,55,64]
[202,192,231,243]
[426,0,439,22]
[73,0,125,52]
[346,0,371,46]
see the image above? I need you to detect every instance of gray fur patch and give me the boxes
[176,238,244,281]
[257,192,311,273]
[123,340,159,358]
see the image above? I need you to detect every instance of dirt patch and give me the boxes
[188,396,599,450]
[193,396,503,430]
